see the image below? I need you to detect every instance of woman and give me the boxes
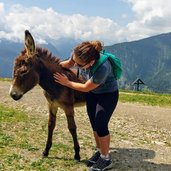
[54,41,119,171]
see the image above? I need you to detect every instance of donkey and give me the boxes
[9,30,86,161]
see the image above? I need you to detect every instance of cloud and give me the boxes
[124,0,171,40]
[121,14,127,19]
[0,2,4,12]
[0,1,171,45]
[0,3,121,45]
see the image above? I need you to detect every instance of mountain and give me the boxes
[0,40,23,78]
[104,32,171,93]
[0,39,64,78]
[48,37,81,58]
[0,32,171,93]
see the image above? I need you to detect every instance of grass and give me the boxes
[0,104,28,122]
[119,90,171,107]
[0,78,11,81]
[0,105,89,171]
[0,90,171,170]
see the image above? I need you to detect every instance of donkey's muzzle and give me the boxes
[10,91,23,101]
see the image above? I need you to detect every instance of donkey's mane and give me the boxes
[21,46,61,66]
[36,46,61,64]
[36,47,84,83]
[20,46,83,83]
[36,47,76,78]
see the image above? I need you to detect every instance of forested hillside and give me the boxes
[105,32,171,93]
[1,32,171,92]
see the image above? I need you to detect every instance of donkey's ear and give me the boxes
[24,30,36,58]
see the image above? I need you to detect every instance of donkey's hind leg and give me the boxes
[43,103,57,157]
[63,105,80,161]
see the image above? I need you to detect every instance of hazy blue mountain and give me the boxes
[0,39,61,78]
[104,32,171,93]
[0,40,23,78]
[1,32,171,93]
[48,37,81,58]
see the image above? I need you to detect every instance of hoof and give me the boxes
[74,155,81,162]
[42,151,48,158]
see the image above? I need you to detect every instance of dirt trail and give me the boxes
[1,81,171,171]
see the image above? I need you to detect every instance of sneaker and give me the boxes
[87,151,101,166]
[89,156,113,171]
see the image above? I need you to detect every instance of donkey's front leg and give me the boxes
[43,105,57,157]
[64,106,80,161]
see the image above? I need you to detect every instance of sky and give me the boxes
[0,0,171,45]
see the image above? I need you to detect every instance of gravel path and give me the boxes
[1,80,171,171]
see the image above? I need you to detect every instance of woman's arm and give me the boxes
[60,57,75,68]
[53,73,99,92]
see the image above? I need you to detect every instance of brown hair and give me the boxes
[73,40,103,63]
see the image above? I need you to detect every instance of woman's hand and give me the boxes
[53,72,99,92]
[53,72,70,86]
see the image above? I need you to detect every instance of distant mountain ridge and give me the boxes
[104,32,171,93]
[0,38,77,78]
[0,32,171,93]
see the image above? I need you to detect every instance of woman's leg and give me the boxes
[95,90,119,157]
[93,131,100,150]
[86,92,100,148]
[89,91,119,170]
[93,132,111,156]
[98,134,110,156]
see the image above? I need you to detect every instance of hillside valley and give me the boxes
[0,32,171,93]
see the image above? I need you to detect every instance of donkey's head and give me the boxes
[10,30,40,100]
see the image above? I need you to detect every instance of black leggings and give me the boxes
[86,90,119,137]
